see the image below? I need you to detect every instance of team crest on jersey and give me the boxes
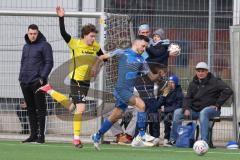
[136,58,142,62]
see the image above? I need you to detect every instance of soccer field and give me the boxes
[0,140,239,160]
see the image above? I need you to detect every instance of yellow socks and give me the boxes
[49,90,71,109]
[73,113,82,138]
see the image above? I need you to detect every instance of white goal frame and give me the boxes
[230,25,240,142]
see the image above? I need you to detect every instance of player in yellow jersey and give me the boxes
[37,6,107,148]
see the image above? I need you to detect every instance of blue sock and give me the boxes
[137,112,147,137]
[98,119,113,136]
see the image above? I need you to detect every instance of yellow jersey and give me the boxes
[67,37,101,81]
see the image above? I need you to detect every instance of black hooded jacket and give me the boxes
[19,32,53,84]
[183,72,233,112]
[146,41,170,66]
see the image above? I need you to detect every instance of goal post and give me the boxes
[0,10,103,18]
[0,10,133,141]
[230,25,240,142]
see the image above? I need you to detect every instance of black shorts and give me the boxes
[70,79,90,104]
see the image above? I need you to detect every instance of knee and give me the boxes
[199,108,209,120]
[173,108,183,120]
[138,103,145,112]
[110,112,122,123]
[109,108,124,123]
[75,104,85,114]
[135,99,145,111]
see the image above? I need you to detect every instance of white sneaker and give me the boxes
[163,139,169,146]
[142,133,155,142]
[131,135,154,147]
[131,135,144,147]
[91,134,100,151]
[152,138,160,146]
[142,141,155,147]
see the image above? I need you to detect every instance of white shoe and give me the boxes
[163,139,169,146]
[131,135,144,147]
[91,134,100,151]
[131,135,154,147]
[142,141,155,147]
[142,133,155,142]
[152,138,160,146]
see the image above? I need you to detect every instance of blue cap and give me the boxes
[169,75,179,85]
[138,24,150,31]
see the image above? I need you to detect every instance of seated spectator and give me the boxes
[109,106,136,144]
[167,62,233,146]
[157,75,184,146]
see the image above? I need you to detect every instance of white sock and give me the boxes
[74,135,80,140]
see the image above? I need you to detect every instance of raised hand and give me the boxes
[162,85,170,97]
[56,6,65,17]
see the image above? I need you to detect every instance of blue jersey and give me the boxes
[114,48,147,103]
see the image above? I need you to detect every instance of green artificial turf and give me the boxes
[0,140,239,160]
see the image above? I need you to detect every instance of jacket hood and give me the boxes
[24,31,46,44]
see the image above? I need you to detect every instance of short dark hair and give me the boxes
[149,63,167,74]
[81,24,98,38]
[135,35,149,43]
[28,24,39,30]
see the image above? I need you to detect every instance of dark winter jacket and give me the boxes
[183,72,233,112]
[19,32,53,84]
[146,40,170,66]
[158,85,184,113]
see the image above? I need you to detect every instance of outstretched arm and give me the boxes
[91,49,110,77]
[147,71,161,81]
[56,6,71,43]
[90,57,104,77]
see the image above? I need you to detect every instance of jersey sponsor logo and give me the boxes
[81,50,95,55]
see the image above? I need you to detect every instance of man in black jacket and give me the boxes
[167,62,233,146]
[19,24,53,143]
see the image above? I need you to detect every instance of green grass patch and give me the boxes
[0,140,239,160]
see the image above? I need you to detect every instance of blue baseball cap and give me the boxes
[169,75,179,85]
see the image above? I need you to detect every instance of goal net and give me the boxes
[0,11,133,141]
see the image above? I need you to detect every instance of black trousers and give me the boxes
[148,112,160,138]
[20,81,46,138]
[161,112,173,140]
[146,98,161,138]
[16,105,29,133]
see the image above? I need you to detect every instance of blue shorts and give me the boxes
[113,89,133,111]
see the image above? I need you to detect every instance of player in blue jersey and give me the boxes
[92,35,160,150]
